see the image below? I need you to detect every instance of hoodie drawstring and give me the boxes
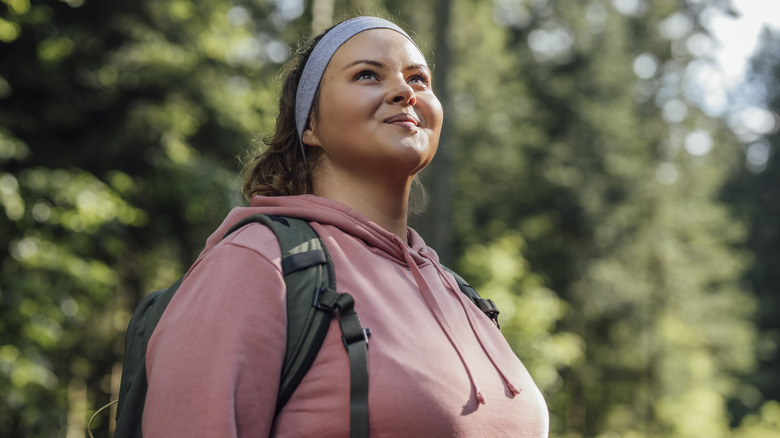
[435,262,523,397]
[399,246,487,404]
[399,240,524,404]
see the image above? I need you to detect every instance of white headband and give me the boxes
[294,17,417,159]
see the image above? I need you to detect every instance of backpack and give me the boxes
[90,214,499,438]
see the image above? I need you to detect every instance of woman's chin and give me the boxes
[392,137,436,164]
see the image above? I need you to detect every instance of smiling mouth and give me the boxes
[384,113,420,129]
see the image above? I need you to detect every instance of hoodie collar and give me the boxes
[200,194,432,267]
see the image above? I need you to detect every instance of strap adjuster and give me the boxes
[343,328,371,349]
[313,287,339,310]
[314,288,371,348]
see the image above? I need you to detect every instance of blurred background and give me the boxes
[1,0,779,436]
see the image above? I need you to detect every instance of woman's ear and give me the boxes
[302,126,322,148]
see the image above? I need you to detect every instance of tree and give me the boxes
[723,27,780,429]
[0,0,293,435]
[438,0,758,435]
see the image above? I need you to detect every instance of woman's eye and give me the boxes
[355,70,378,81]
[409,74,430,86]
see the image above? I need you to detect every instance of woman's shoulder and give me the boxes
[195,221,285,274]
[169,222,288,315]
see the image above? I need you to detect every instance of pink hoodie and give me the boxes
[144,195,549,437]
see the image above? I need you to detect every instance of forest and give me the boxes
[1,0,779,436]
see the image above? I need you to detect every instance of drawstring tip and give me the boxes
[507,383,522,396]
[476,392,486,404]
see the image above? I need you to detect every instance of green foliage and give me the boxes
[440,0,765,436]
[723,27,780,431]
[0,161,136,436]
[1,0,289,435]
[459,231,584,429]
[734,401,780,438]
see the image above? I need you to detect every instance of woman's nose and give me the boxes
[388,80,416,106]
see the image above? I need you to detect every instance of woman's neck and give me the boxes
[312,166,411,243]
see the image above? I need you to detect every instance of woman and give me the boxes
[143,16,549,437]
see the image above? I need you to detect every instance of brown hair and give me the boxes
[240,30,328,203]
[240,19,429,213]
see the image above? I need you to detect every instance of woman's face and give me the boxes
[302,28,443,182]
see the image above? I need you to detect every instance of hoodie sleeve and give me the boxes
[143,225,286,437]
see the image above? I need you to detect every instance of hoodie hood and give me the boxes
[201,194,431,266]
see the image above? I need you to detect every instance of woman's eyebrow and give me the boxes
[343,60,430,72]
[344,59,384,70]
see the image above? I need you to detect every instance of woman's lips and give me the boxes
[384,113,420,129]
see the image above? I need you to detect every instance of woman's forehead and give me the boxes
[331,28,427,67]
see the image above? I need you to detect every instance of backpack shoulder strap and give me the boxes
[225,214,335,412]
[443,266,501,329]
[226,215,370,437]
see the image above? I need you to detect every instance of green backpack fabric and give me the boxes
[102,214,499,438]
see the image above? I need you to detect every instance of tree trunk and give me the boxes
[419,0,454,264]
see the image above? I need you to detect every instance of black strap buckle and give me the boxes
[477,298,500,328]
